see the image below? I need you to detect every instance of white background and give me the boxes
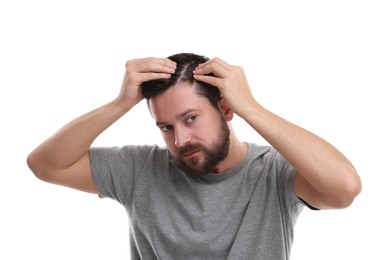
[1,0,389,259]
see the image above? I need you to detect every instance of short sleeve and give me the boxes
[89,145,155,206]
[271,149,305,217]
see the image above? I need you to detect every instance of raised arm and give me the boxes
[193,58,362,209]
[27,58,176,193]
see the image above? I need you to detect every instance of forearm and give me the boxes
[29,99,131,172]
[242,102,360,195]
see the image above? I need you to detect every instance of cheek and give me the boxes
[199,120,220,142]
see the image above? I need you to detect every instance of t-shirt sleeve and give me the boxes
[89,145,154,206]
[271,149,306,215]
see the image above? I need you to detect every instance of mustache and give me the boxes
[176,143,204,156]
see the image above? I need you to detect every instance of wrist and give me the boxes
[111,97,135,116]
[236,99,263,119]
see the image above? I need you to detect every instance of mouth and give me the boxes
[183,150,200,158]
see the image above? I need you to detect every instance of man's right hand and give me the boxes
[116,57,177,110]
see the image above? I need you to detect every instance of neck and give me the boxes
[213,129,248,173]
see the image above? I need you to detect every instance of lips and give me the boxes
[177,143,203,159]
[183,150,200,158]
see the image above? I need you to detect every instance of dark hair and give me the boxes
[141,53,221,110]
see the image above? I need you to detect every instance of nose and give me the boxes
[174,126,192,148]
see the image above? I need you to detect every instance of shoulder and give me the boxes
[248,143,287,163]
[246,143,294,177]
[247,143,272,156]
[91,144,168,154]
[90,144,171,163]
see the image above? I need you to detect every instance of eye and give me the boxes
[185,115,197,124]
[160,125,173,133]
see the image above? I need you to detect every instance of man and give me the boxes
[27,53,362,259]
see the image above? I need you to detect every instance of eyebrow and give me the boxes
[156,108,201,126]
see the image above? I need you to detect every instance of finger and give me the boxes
[194,57,230,71]
[193,61,229,78]
[133,57,176,68]
[128,58,176,74]
[136,72,172,83]
[139,58,176,74]
[144,57,177,69]
[193,74,221,88]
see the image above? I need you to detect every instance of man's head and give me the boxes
[142,53,232,176]
[141,53,221,110]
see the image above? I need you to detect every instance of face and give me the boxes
[149,83,230,176]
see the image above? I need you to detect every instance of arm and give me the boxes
[193,58,362,209]
[27,58,176,193]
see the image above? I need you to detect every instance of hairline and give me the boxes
[145,81,221,114]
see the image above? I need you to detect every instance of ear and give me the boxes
[218,97,234,121]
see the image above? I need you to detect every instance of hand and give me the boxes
[192,57,257,117]
[116,57,176,109]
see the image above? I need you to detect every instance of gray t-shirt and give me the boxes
[90,143,305,260]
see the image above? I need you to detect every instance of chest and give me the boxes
[131,172,286,255]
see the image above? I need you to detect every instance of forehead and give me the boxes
[148,83,212,121]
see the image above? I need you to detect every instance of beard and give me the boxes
[174,117,230,176]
